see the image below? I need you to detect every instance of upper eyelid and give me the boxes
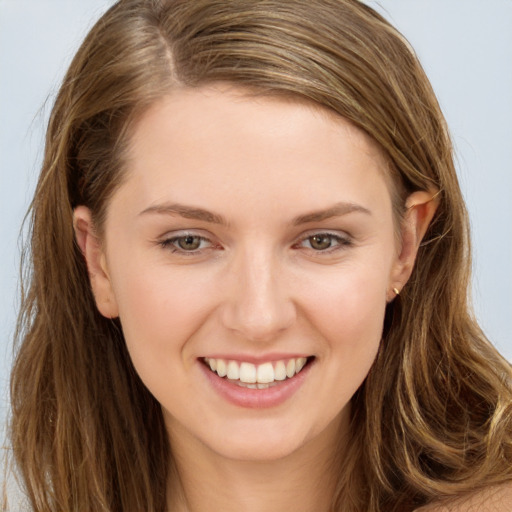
[157,229,352,240]
[158,228,213,241]
[158,230,214,245]
[156,229,352,247]
[292,232,353,254]
[295,229,352,242]
[159,234,216,256]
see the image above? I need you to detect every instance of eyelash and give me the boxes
[295,232,353,252]
[157,231,353,255]
[158,233,214,254]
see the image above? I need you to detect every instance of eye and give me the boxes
[159,233,213,253]
[309,234,334,250]
[176,235,203,251]
[297,232,351,252]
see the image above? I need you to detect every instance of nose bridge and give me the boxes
[221,243,295,341]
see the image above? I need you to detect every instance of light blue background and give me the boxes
[1,1,512,438]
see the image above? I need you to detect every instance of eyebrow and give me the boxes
[139,201,371,226]
[292,202,372,225]
[139,203,228,225]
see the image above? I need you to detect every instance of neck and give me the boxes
[166,415,348,512]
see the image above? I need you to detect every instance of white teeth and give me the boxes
[216,359,227,377]
[227,360,239,380]
[239,362,257,383]
[274,360,287,381]
[286,359,296,378]
[204,356,310,385]
[256,362,274,383]
[296,357,307,372]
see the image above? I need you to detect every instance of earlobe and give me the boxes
[388,190,439,300]
[73,206,119,319]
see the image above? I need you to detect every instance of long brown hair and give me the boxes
[9,1,512,511]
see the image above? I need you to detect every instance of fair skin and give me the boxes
[74,86,437,512]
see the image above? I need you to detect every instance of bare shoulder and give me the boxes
[414,483,512,512]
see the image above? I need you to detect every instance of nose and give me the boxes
[219,247,296,342]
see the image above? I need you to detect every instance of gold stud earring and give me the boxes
[393,287,400,296]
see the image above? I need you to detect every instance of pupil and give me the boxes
[179,236,200,250]
[311,235,331,250]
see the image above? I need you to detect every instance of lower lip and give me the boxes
[199,360,312,409]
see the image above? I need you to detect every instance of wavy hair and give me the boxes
[9,1,512,511]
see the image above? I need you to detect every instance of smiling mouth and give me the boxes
[202,357,314,389]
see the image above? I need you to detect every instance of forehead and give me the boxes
[128,85,390,165]
[131,85,387,154]
[117,85,394,222]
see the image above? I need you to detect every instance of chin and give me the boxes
[199,410,345,464]
[210,429,310,462]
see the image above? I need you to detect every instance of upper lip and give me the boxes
[200,353,312,364]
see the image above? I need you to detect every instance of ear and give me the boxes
[73,206,119,318]
[387,190,439,301]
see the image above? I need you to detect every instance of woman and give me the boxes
[7,0,512,511]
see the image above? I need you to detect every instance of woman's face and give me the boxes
[79,86,420,462]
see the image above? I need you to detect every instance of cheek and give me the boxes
[108,258,218,374]
[297,257,390,358]
[301,262,389,413]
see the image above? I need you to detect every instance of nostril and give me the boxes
[218,270,296,341]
